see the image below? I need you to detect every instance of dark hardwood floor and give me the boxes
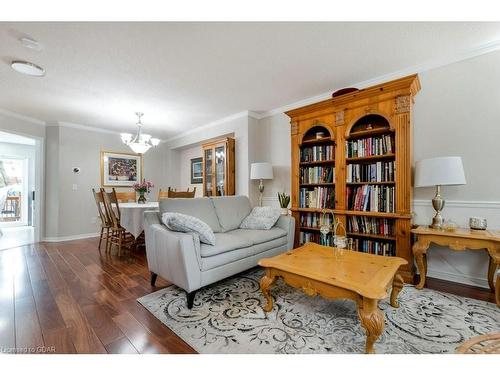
[0,237,496,354]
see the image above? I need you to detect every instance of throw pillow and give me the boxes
[239,206,281,230]
[161,212,216,246]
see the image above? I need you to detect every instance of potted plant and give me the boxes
[133,180,154,204]
[277,192,290,215]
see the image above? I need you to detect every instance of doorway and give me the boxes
[0,130,41,250]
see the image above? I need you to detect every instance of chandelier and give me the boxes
[120,112,160,154]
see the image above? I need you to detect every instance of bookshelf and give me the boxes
[286,74,420,282]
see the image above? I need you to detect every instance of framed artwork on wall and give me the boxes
[191,157,203,184]
[100,151,143,187]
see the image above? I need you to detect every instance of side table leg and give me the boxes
[496,273,499,308]
[487,256,496,292]
[390,274,404,308]
[358,298,384,354]
[260,270,276,312]
[414,241,429,289]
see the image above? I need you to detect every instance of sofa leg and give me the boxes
[150,272,158,286]
[186,291,196,309]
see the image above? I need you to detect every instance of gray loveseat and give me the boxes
[143,195,295,308]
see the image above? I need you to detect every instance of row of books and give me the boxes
[300,212,335,229]
[346,161,395,183]
[299,187,335,209]
[347,185,395,212]
[347,216,395,236]
[300,166,335,184]
[352,238,395,257]
[300,145,335,162]
[299,231,333,246]
[345,134,394,158]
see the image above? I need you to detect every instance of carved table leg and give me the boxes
[260,270,277,312]
[358,298,384,354]
[413,241,429,289]
[390,274,404,308]
[487,256,497,292]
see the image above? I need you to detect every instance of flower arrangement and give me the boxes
[133,180,154,203]
[133,180,154,193]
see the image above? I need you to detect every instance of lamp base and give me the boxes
[430,185,445,229]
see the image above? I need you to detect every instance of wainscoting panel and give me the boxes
[262,197,499,288]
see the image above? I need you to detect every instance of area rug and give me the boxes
[137,268,500,354]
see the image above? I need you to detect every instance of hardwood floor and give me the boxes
[0,237,496,354]
[0,237,195,354]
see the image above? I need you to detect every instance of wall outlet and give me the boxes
[72,184,78,191]
[90,217,97,224]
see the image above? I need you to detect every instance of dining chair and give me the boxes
[115,191,137,203]
[101,188,135,257]
[92,188,111,252]
[161,186,197,198]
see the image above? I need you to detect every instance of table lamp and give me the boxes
[414,156,466,229]
[250,162,273,206]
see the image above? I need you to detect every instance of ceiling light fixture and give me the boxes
[11,60,45,77]
[121,112,161,154]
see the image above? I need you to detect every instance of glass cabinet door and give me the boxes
[204,148,213,196]
[215,145,226,196]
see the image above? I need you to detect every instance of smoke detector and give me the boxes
[20,37,43,51]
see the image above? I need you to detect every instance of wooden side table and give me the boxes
[411,226,500,307]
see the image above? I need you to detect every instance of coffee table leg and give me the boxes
[487,256,496,292]
[390,274,404,308]
[358,298,384,354]
[260,270,276,312]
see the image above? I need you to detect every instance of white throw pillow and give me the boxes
[239,206,281,230]
[162,212,216,246]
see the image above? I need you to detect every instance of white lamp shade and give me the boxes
[415,156,466,187]
[250,162,273,180]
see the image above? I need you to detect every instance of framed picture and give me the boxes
[100,151,143,187]
[190,157,203,184]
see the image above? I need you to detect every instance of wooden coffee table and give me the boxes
[258,243,407,353]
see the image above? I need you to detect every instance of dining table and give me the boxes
[118,201,159,238]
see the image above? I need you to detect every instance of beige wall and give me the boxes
[178,145,203,197]
[44,125,166,239]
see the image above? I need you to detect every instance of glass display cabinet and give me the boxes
[202,137,235,196]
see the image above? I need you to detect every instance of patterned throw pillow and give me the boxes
[161,212,216,245]
[239,206,281,230]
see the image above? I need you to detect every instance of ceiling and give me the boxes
[1,22,500,139]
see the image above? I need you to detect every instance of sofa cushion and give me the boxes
[201,236,288,271]
[239,206,281,230]
[228,227,287,245]
[161,212,216,246]
[210,196,252,232]
[200,232,253,258]
[159,197,222,232]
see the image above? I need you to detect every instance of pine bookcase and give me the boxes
[285,74,420,281]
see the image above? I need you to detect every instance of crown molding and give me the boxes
[57,121,123,135]
[0,108,46,125]
[255,39,500,119]
[164,110,255,143]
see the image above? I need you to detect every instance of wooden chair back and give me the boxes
[165,187,196,198]
[115,191,136,203]
[157,189,170,200]
[92,188,111,227]
[101,188,122,228]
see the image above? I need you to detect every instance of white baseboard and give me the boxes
[42,232,100,242]
[426,269,490,289]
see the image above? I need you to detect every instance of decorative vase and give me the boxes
[280,208,289,216]
[137,191,146,204]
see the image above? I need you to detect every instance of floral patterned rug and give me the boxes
[137,268,500,354]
